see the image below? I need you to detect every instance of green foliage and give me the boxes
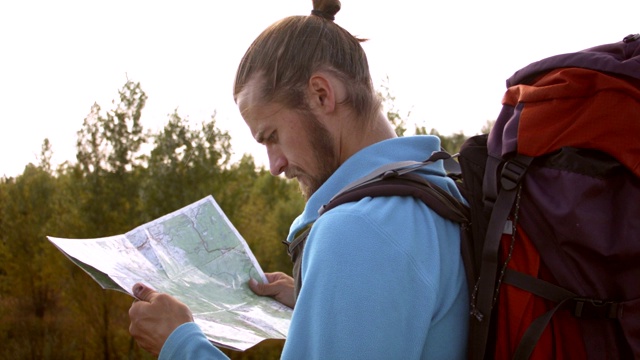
[0,164,75,359]
[378,76,410,137]
[480,119,495,134]
[415,127,469,154]
[76,81,148,176]
[378,76,491,154]
[233,169,304,275]
[38,138,54,174]
[414,119,494,154]
[142,110,232,221]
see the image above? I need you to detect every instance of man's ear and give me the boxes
[308,73,336,113]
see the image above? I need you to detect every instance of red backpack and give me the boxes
[465,33,640,359]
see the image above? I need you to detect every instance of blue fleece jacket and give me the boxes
[159,135,469,359]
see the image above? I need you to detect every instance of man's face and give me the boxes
[237,83,339,199]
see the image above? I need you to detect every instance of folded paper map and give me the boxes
[48,195,292,351]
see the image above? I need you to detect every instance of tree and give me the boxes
[232,168,304,274]
[70,80,151,359]
[37,138,54,174]
[74,80,149,235]
[0,163,76,359]
[378,76,411,137]
[414,120,496,154]
[142,110,232,220]
[76,81,147,175]
[480,119,495,134]
[414,127,469,154]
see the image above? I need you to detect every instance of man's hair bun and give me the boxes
[311,0,341,21]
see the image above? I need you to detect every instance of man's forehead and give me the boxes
[237,83,260,116]
[238,77,289,122]
[236,78,281,142]
[237,74,266,107]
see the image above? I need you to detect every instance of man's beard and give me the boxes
[287,111,339,200]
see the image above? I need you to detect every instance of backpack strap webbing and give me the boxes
[327,150,456,200]
[471,154,534,360]
[503,269,625,359]
[284,227,310,303]
[503,269,577,359]
[320,172,469,222]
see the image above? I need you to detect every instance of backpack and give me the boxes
[285,33,640,359]
[463,33,640,359]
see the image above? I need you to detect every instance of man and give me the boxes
[129,1,469,358]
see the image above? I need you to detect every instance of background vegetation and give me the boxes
[0,80,487,359]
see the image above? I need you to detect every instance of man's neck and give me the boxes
[337,111,397,165]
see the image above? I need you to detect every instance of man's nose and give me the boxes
[267,145,287,176]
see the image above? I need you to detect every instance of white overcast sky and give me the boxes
[0,0,638,177]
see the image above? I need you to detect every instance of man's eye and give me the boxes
[267,131,277,143]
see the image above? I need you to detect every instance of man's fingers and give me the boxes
[264,271,292,282]
[248,275,295,308]
[248,278,271,296]
[133,283,157,302]
[128,288,192,356]
[249,277,285,297]
[264,273,282,283]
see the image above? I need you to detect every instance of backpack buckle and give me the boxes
[572,298,621,319]
[500,158,530,190]
[381,170,399,179]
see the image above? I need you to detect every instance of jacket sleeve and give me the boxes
[159,322,229,360]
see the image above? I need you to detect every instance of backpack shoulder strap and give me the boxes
[319,150,468,225]
[470,153,534,359]
[319,172,469,223]
[327,150,455,199]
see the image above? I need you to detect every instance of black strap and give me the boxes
[328,151,455,204]
[503,269,576,360]
[471,154,534,360]
[514,297,573,359]
[284,228,310,303]
[503,269,576,303]
[503,269,625,359]
[320,173,469,223]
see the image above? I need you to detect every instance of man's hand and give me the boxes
[128,283,194,356]
[249,272,296,309]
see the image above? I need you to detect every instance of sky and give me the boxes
[1,0,638,178]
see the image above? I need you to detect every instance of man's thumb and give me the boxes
[248,278,268,296]
[133,283,157,302]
